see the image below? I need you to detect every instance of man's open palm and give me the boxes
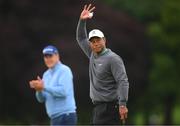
[80,4,95,20]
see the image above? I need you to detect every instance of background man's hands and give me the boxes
[29,76,44,91]
[119,105,128,124]
[80,4,95,20]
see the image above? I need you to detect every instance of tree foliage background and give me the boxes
[0,0,179,125]
[104,0,180,124]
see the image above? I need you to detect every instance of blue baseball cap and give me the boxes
[42,45,59,55]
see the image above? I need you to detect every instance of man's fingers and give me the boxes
[119,106,128,124]
[87,4,91,11]
[29,81,32,87]
[121,113,125,120]
[125,113,128,119]
[29,82,35,88]
[84,4,87,10]
[125,109,128,119]
[89,6,95,13]
[29,81,32,84]
[29,80,38,86]
[37,76,41,81]
[30,84,34,88]
[29,81,35,85]
[122,119,126,124]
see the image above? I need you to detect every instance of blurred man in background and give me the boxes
[76,4,129,125]
[29,45,77,126]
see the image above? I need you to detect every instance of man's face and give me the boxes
[43,53,59,68]
[89,37,106,54]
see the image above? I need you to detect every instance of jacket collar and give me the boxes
[49,61,61,74]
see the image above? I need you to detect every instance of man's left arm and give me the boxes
[111,56,129,106]
[111,55,129,121]
[35,91,46,103]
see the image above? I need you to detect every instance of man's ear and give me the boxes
[103,37,106,44]
[56,53,60,60]
[58,54,60,60]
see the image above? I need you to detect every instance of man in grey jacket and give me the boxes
[76,4,129,125]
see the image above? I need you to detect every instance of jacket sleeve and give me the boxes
[35,91,46,103]
[76,19,92,58]
[111,56,129,106]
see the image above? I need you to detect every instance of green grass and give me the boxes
[134,113,144,124]
[173,104,180,124]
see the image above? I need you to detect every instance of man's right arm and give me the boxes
[35,91,46,103]
[76,4,95,58]
[35,74,46,103]
[76,19,92,58]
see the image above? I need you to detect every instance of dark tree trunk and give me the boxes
[164,95,174,124]
[143,101,152,125]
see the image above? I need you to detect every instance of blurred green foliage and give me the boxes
[104,0,180,124]
[104,0,163,22]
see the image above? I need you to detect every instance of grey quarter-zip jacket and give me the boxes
[76,19,129,106]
